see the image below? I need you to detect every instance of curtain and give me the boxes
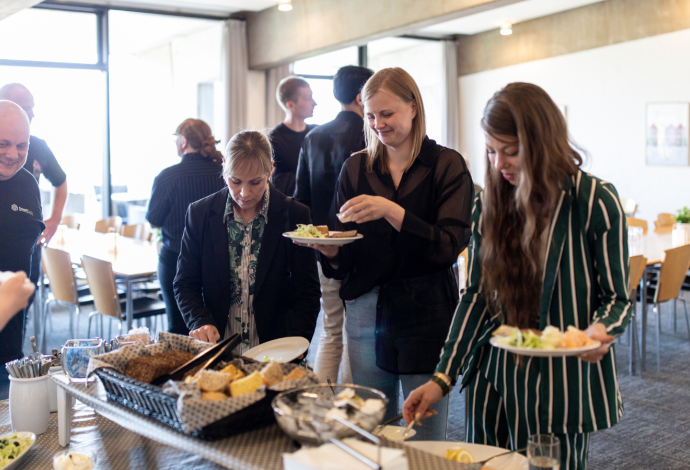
[221,19,248,145]
[265,63,292,128]
[442,39,460,152]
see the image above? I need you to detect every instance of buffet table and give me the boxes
[52,373,465,470]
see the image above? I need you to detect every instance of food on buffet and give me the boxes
[292,224,358,239]
[262,356,274,362]
[125,351,194,383]
[259,361,284,386]
[491,325,596,350]
[219,363,245,381]
[230,371,265,397]
[198,370,231,392]
[446,448,474,463]
[52,451,95,470]
[0,434,33,468]
[201,392,228,401]
[116,326,153,346]
[284,368,305,381]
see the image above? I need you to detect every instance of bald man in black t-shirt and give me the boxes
[0,100,45,399]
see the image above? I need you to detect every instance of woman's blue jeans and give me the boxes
[345,287,450,441]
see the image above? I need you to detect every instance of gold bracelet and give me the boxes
[433,372,452,388]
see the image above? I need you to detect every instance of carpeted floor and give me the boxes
[29,294,690,469]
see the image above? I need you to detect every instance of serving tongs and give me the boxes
[329,415,383,470]
[150,334,242,386]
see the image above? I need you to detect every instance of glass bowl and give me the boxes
[272,384,388,446]
[53,449,97,470]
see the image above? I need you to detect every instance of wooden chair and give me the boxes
[627,217,648,235]
[654,213,676,231]
[620,198,638,216]
[94,216,122,234]
[120,223,150,240]
[649,245,690,371]
[60,214,80,230]
[81,255,166,339]
[627,255,647,376]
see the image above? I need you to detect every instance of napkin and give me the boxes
[283,438,408,470]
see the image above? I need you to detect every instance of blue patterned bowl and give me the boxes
[61,339,105,379]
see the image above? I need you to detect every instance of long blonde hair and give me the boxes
[358,67,426,173]
[175,118,223,165]
[479,82,582,329]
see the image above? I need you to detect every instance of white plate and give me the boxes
[283,231,364,246]
[405,441,528,470]
[243,337,310,363]
[0,431,36,470]
[489,337,601,357]
[373,425,416,441]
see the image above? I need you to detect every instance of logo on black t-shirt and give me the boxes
[10,204,33,216]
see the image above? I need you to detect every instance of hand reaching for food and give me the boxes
[189,324,221,344]
[338,195,405,230]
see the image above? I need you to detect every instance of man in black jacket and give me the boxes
[294,65,373,383]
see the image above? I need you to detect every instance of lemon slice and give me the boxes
[446,448,475,463]
[446,449,459,460]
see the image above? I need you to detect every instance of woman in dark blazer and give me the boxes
[173,130,320,353]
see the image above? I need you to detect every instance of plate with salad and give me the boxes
[489,325,601,357]
[0,432,35,469]
[283,224,363,246]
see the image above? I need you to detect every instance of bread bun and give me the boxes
[260,361,284,386]
[315,225,329,236]
[201,391,228,401]
[229,371,264,397]
[219,363,245,381]
[284,368,306,381]
[198,369,231,392]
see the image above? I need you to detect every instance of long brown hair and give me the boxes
[479,82,582,329]
[357,67,426,174]
[175,118,223,165]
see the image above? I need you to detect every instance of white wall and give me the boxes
[246,69,267,131]
[459,28,690,223]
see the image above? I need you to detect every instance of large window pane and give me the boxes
[108,11,223,224]
[368,38,444,144]
[0,66,106,220]
[0,9,98,64]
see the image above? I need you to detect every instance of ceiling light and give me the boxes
[500,23,513,35]
[279,0,292,11]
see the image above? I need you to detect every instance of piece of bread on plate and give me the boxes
[315,225,329,236]
[198,369,232,392]
[229,371,264,397]
[330,230,357,238]
[260,361,284,386]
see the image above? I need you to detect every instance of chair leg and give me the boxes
[655,303,661,372]
[673,298,678,333]
[40,301,52,354]
[633,314,642,379]
[680,298,690,347]
[74,306,80,338]
[87,312,99,338]
[108,318,112,341]
[629,301,635,376]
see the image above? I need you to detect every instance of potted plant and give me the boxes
[673,207,690,245]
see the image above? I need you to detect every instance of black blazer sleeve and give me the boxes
[174,203,216,332]
[287,201,321,341]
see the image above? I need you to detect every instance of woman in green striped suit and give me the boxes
[403,83,630,470]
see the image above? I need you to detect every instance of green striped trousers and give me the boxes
[465,353,590,470]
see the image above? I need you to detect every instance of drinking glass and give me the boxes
[528,434,560,470]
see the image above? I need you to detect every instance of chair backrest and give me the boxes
[81,255,122,320]
[628,255,647,296]
[655,244,690,303]
[120,223,149,240]
[620,198,637,216]
[42,247,79,304]
[627,216,648,235]
[95,216,122,234]
[60,214,80,230]
[654,213,676,230]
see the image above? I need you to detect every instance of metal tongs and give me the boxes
[330,415,383,470]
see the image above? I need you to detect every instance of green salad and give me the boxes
[293,224,327,238]
[492,325,564,350]
[0,433,33,468]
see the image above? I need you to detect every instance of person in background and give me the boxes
[146,119,225,335]
[0,84,68,302]
[175,131,320,354]
[294,65,374,383]
[403,83,629,470]
[0,101,45,399]
[0,272,35,332]
[268,76,317,197]
[299,68,474,440]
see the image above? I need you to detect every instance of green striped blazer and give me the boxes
[437,170,631,434]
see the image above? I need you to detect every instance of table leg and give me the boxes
[126,279,133,332]
[640,266,648,372]
[57,386,71,447]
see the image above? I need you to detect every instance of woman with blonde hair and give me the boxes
[147,118,225,335]
[174,130,320,354]
[404,83,630,469]
[301,67,474,439]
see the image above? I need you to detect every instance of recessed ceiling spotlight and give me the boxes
[500,23,513,35]
[279,0,293,11]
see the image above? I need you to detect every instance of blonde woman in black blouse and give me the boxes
[299,68,474,440]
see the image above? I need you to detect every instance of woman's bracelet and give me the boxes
[431,373,452,396]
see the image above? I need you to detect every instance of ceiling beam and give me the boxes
[0,0,44,21]
[246,0,526,69]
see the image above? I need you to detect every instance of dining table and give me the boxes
[46,227,160,334]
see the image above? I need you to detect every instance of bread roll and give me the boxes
[201,392,228,401]
[284,368,306,381]
[330,230,357,238]
[219,363,246,381]
[315,225,329,236]
[260,361,284,386]
[229,371,264,397]
[198,369,231,392]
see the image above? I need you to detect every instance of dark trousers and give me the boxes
[158,246,188,335]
